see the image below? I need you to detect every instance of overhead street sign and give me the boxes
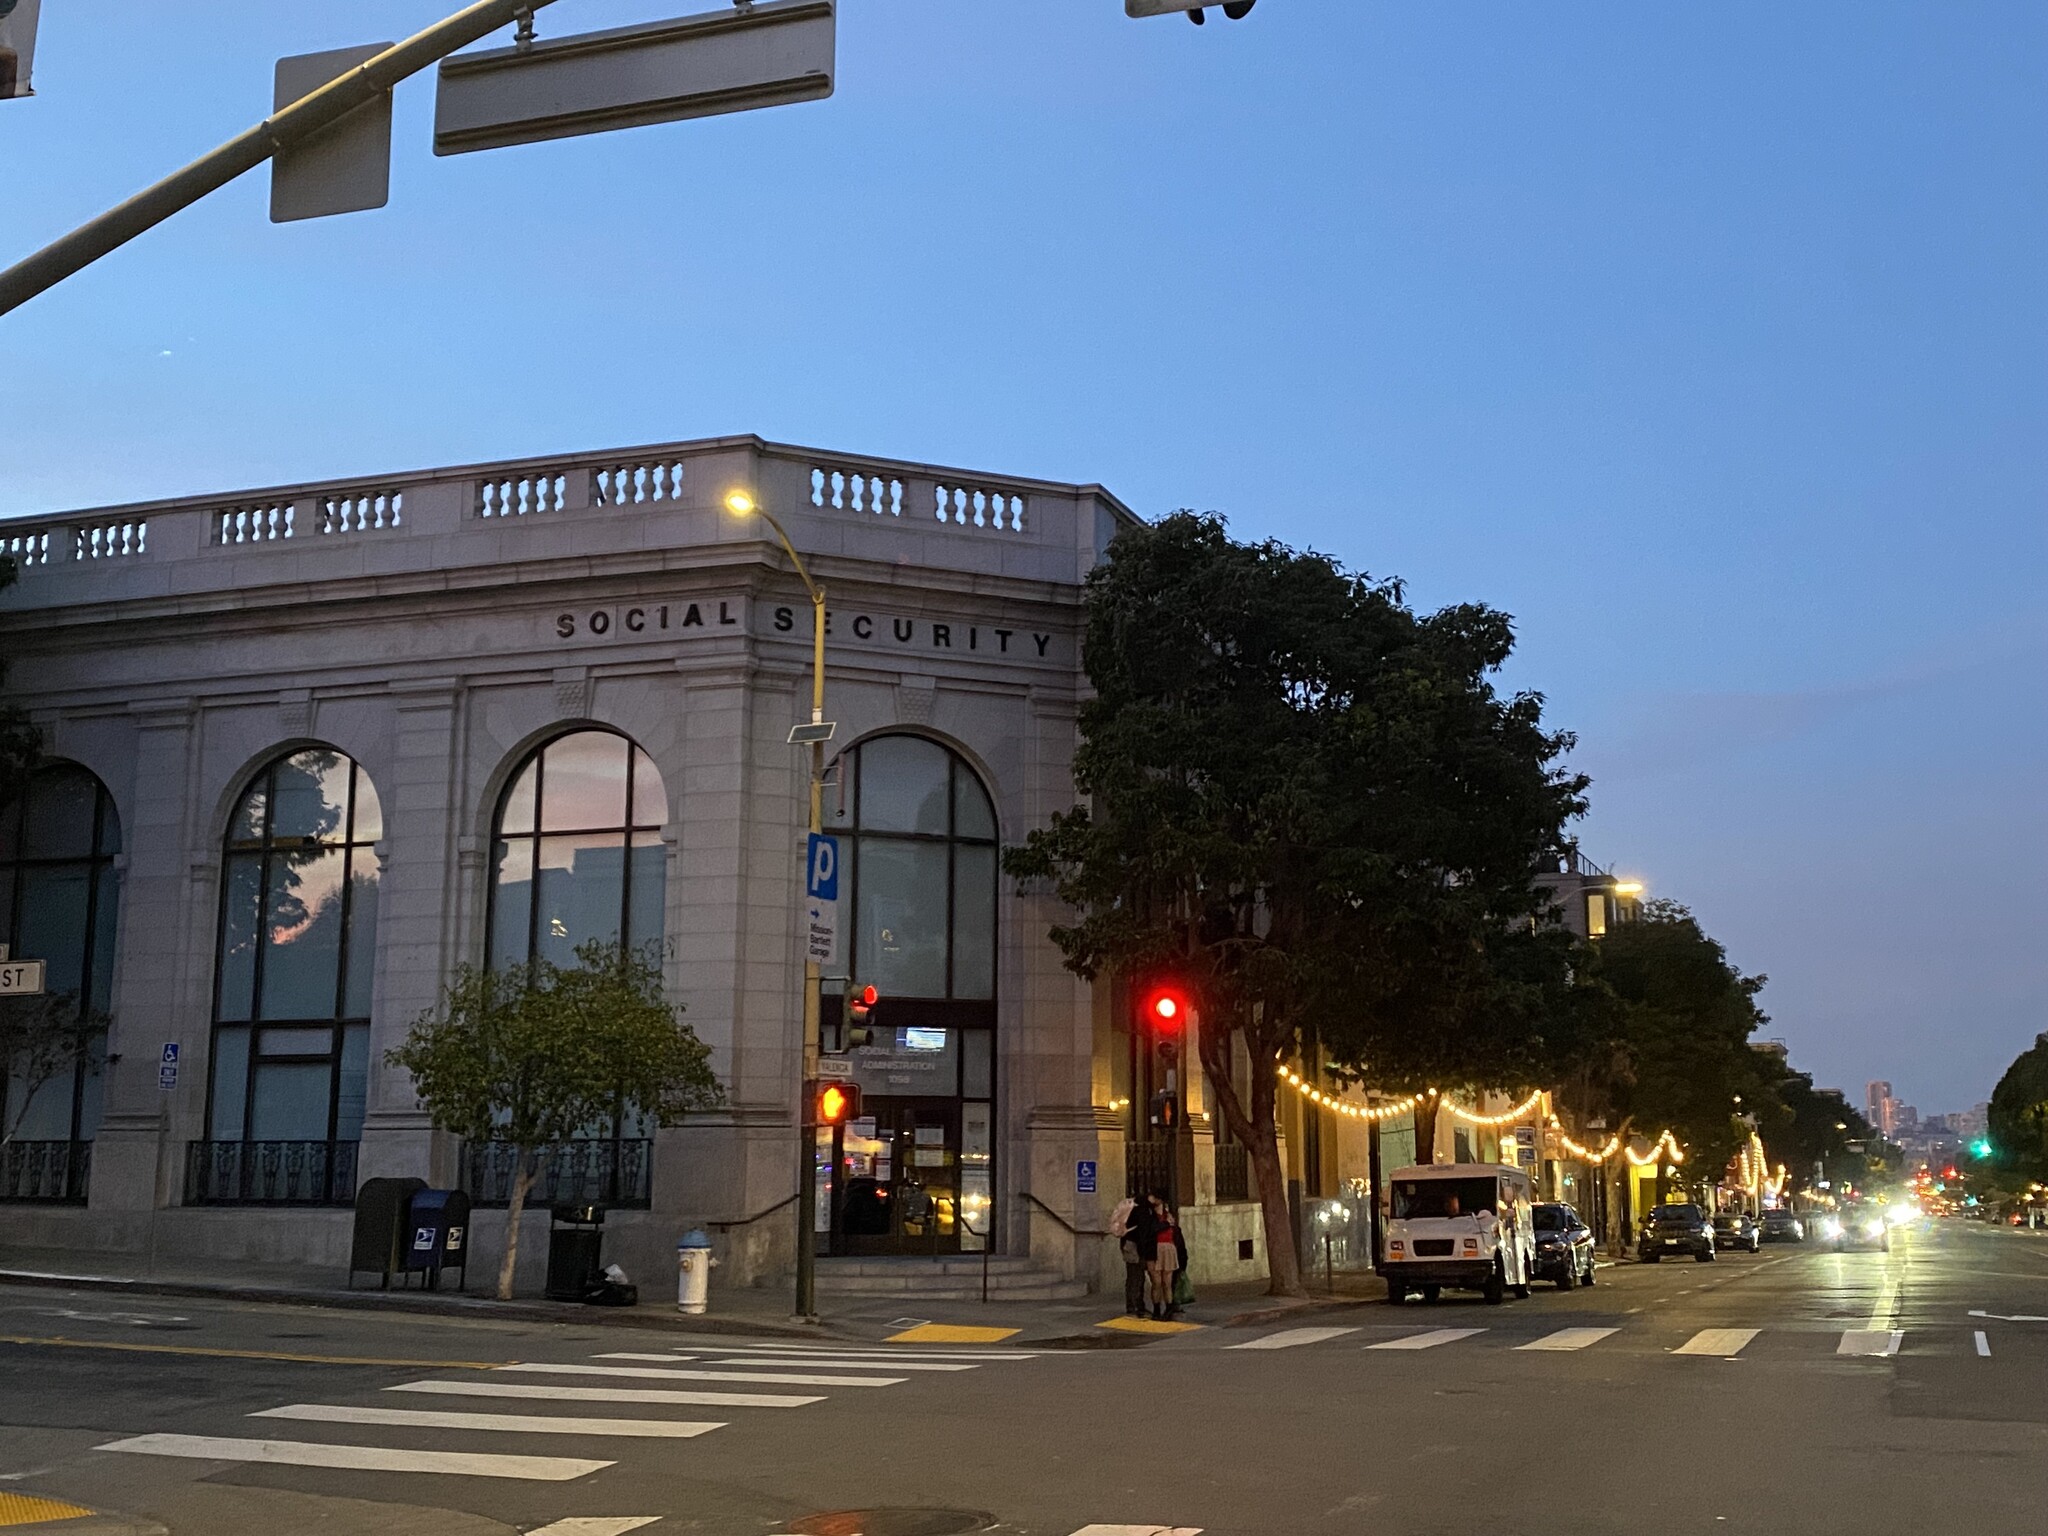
[433,0,835,157]
[271,44,396,223]
[0,958,46,996]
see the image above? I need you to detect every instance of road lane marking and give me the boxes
[695,1356,978,1372]
[0,1334,501,1369]
[1975,1331,1991,1356]
[95,1432,609,1481]
[1968,1310,2048,1322]
[527,1521,661,1536]
[1225,1327,1360,1351]
[688,1345,1041,1361]
[393,1380,821,1409]
[254,1404,724,1438]
[1673,1329,1759,1357]
[1367,1329,1483,1351]
[1837,1330,1902,1357]
[1868,1282,1900,1329]
[1515,1328,1618,1352]
[1067,1527,1203,1535]
[497,1363,903,1388]
[596,1353,706,1363]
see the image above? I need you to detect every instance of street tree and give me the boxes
[0,991,106,1144]
[387,940,722,1299]
[1573,900,1773,1241]
[1989,1031,2048,1177]
[1007,513,1585,1296]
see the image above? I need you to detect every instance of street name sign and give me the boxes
[804,831,841,967]
[433,0,834,157]
[815,1057,852,1082]
[0,958,45,995]
[270,44,396,224]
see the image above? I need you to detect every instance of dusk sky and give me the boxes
[4,1,2043,1114]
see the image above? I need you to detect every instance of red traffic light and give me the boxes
[849,984,879,1022]
[817,1082,861,1126]
[1144,986,1189,1031]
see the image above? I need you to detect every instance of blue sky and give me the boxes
[4,1,2043,1114]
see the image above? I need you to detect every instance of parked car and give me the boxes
[1712,1211,1762,1253]
[1532,1202,1598,1289]
[1638,1202,1715,1262]
[1760,1209,1805,1243]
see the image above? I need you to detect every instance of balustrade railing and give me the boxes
[183,1139,358,1206]
[1,1139,91,1203]
[463,1139,653,1210]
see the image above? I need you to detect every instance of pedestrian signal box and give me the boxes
[1149,1089,1181,1130]
[816,1081,861,1126]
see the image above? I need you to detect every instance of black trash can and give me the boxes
[544,1203,605,1301]
[404,1188,473,1292]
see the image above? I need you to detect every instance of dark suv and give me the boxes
[1532,1202,1597,1289]
[1639,1203,1715,1263]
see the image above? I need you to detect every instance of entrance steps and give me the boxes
[812,1254,1090,1302]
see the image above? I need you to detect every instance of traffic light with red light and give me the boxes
[846,983,879,1049]
[1144,985,1190,1033]
[816,1081,861,1127]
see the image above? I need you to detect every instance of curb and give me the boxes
[0,1268,852,1339]
[1218,1294,1383,1328]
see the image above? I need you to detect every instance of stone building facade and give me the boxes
[0,434,1270,1297]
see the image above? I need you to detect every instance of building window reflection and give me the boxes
[206,748,382,1159]
[0,764,121,1169]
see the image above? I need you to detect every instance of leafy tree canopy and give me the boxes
[1989,1032,2048,1177]
[1008,512,1586,1292]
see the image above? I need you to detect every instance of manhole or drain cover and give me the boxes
[788,1509,994,1536]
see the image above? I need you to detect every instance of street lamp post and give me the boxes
[724,488,830,1322]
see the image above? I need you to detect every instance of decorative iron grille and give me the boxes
[1,1139,91,1203]
[463,1139,653,1210]
[183,1140,358,1206]
[1126,1140,1173,1199]
[1214,1143,1251,1203]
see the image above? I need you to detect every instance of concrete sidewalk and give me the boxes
[0,1241,1388,1343]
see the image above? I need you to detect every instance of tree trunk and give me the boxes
[1413,1094,1440,1166]
[1198,1017,1306,1298]
[1603,1116,1635,1259]
[498,1151,540,1301]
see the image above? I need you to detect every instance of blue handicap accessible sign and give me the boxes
[1077,1160,1097,1194]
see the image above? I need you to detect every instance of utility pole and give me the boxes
[0,0,559,317]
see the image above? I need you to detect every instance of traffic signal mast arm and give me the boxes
[0,0,562,318]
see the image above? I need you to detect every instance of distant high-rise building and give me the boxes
[1866,1080,1898,1137]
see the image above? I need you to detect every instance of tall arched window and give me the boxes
[479,729,667,1208]
[0,764,120,1202]
[488,729,667,970]
[827,734,997,1001]
[196,749,381,1206]
[821,734,998,1255]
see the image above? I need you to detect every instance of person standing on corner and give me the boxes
[1145,1191,1181,1321]
[1109,1191,1145,1317]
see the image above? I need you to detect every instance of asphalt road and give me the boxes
[4,1220,2046,1536]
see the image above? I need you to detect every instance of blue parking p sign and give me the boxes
[806,833,840,900]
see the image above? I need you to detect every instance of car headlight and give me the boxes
[1861,1219,1885,1238]
[1817,1217,1842,1238]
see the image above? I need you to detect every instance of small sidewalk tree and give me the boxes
[0,992,107,1145]
[388,940,723,1300]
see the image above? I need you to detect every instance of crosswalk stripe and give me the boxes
[1673,1329,1759,1356]
[1066,1526,1203,1535]
[392,1380,822,1410]
[95,1432,609,1481]
[1868,1282,1900,1329]
[696,1356,977,1372]
[1225,1327,1360,1351]
[1975,1330,1991,1357]
[527,1521,661,1536]
[498,1363,904,1388]
[253,1404,724,1438]
[1515,1327,1618,1352]
[1366,1329,1483,1351]
[1837,1329,1902,1357]
[597,1353,708,1363]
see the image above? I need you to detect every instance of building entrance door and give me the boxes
[830,1097,962,1256]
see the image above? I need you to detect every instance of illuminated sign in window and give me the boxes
[900,1027,948,1053]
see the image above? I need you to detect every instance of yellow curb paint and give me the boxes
[884,1324,1021,1344]
[0,1334,504,1369]
[1095,1315,1202,1335]
[0,1491,94,1526]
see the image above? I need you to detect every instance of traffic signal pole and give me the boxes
[0,0,559,318]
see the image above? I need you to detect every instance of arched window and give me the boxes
[479,730,667,1207]
[0,763,120,1201]
[198,749,381,1205]
[488,730,667,970]
[827,734,997,1001]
